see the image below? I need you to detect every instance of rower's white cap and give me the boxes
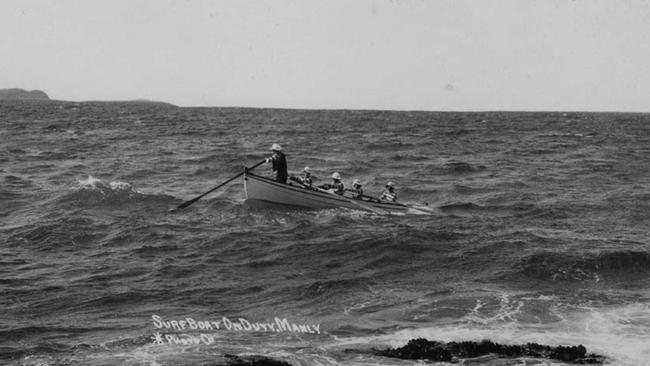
[303,166,310,173]
[332,172,341,180]
[270,143,282,151]
[386,181,395,187]
[353,179,361,185]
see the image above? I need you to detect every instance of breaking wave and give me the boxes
[55,175,176,208]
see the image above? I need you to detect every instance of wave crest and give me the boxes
[56,175,174,209]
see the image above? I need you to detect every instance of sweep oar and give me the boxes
[169,159,265,212]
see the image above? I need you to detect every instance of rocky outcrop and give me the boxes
[0,88,50,100]
[373,338,606,364]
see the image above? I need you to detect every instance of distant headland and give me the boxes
[0,88,176,107]
[0,88,50,100]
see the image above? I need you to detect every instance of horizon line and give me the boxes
[2,89,648,114]
[10,98,650,114]
[50,99,650,114]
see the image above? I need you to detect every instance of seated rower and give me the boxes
[297,166,312,186]
[348,179,363,198]
[318,172,344,195]
[380,181,397,202]
[289,166,313,187]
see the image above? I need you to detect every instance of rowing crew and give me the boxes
[293,169,397,202]
[264,143,397,202]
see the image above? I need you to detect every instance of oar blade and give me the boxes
[168,159,266,213]
[170,197,199,212]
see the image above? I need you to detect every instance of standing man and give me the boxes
[266,143,288,184]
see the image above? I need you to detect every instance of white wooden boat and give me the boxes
[244,172,434,215]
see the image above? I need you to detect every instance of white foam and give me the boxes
[77,175,105,189]
[75,175,138,193]
[109,181,133,190]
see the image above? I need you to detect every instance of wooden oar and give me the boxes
[342,189,389,204]
[342,189,434,214]
[169,159,266,212]
[315,186,388,215]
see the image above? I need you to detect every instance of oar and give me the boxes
[169,159,266,212]
[315,186,388,215]
[343,189,389,204]
[342,189,434,214]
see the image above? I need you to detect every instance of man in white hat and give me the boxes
[318,172,344,195]
[265,143,288,183]
[380,181,397,202]
[297,166,312,187]
[349,179,363,198]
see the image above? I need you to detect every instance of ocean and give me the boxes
[1,100,649,365]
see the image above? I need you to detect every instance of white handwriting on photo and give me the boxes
[151,314,322,344]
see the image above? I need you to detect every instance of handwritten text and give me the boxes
[152,315,322,335]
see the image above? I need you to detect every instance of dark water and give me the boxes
[1,100,649,365]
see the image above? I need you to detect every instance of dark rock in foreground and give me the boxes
[0,88,50,100]
[225,354,292,366]
[374,338,606,364]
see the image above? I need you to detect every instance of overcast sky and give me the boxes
[1,0,649,111]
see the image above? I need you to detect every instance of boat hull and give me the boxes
[243,173,416,213]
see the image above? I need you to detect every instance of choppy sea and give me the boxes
[1,100,649,365]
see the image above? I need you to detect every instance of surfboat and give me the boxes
[243,172,433,215]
